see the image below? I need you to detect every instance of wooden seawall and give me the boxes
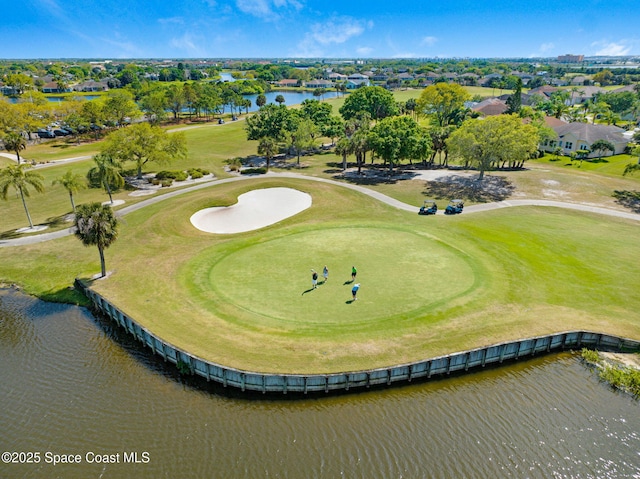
[77,280,640,395]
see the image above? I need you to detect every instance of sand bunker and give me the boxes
[190,187,312,234]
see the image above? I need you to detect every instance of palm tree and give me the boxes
[87,153,123,204]
[335,137,354,171]
[257,137,278,172]
[275,94,285,105]
[74,202,119,278]
[3,132,27,164]
[256,94,267,108]
[52,170,87,213]
[0,164,45,229]
[590,139,615,160]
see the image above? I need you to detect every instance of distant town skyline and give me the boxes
[2,0,639,60]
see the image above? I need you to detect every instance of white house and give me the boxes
[541,121,628,158]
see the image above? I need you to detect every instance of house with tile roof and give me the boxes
[471,98,508,116]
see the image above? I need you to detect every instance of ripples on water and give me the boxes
[0,288,638,479]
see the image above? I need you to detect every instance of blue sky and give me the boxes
[2,0,639,59]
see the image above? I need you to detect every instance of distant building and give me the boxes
[306,79,334,89]
[557,54,584,63]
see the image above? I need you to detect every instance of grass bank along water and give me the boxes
[78,279,640,395]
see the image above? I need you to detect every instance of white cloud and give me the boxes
[421,36,437,47]
[310,17,365,45]
[171,33,206,56]
[591,40,631,56]
[236,0,302,20]
[293,16,369,57]
[100,37,144,58]
[356,46,373,56]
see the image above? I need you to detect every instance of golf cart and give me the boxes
[418,199,438,215]
[444,199,464,215]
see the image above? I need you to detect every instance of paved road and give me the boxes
[2,172,639,248]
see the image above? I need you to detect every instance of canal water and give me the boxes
[0,288,638,479]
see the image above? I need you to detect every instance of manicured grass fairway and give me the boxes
[85,177,640,374]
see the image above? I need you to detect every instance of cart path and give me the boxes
[0,152,92,168]
[2,172,639,248]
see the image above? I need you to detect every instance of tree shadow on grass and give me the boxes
[423,175,515,203]
[0,214,71,239]
[612,190,640,214]
[330,166,423,185]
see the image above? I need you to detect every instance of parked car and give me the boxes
[36,129,55,139]
[53,129,70,136]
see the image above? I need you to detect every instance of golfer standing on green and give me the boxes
[351,265,357,281]
[323,265,329,282]
[352,283,360,301]
[311,269,318,289]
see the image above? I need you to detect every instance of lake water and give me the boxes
[3,88,339,111]
[1,288,638,479]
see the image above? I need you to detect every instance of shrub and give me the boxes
[580,348,600,364]
[156,170,187,181]
[161,179,173,187]
[241,167,267,175]
[225,158,242,172]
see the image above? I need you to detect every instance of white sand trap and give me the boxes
[190,187,312,234]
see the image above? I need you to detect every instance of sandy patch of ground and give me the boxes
[190,187,312,234]
[542,179,561,186]
[102,199,125,207]
[542,189,570,198]
[601,352,640,370]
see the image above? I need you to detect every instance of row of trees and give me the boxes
[245,84,543,179]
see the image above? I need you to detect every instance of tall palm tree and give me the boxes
[52,170,87,213]
[257,137,278,172]
[3,132,27,164]
[0,164,45,229]
[74,202,119,278]
[87,154,123,204]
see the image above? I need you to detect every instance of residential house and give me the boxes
[73,80,109,92]
[306,79,334,89]
[0,82,19,96]
[541,120,628,158]
[528,85,558,98]
[567,86,608,105]
[276,79,301,88]
[345,73,370,89]
[471,98,508,116]
[41,81,72,93]
[327,72,348,81]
